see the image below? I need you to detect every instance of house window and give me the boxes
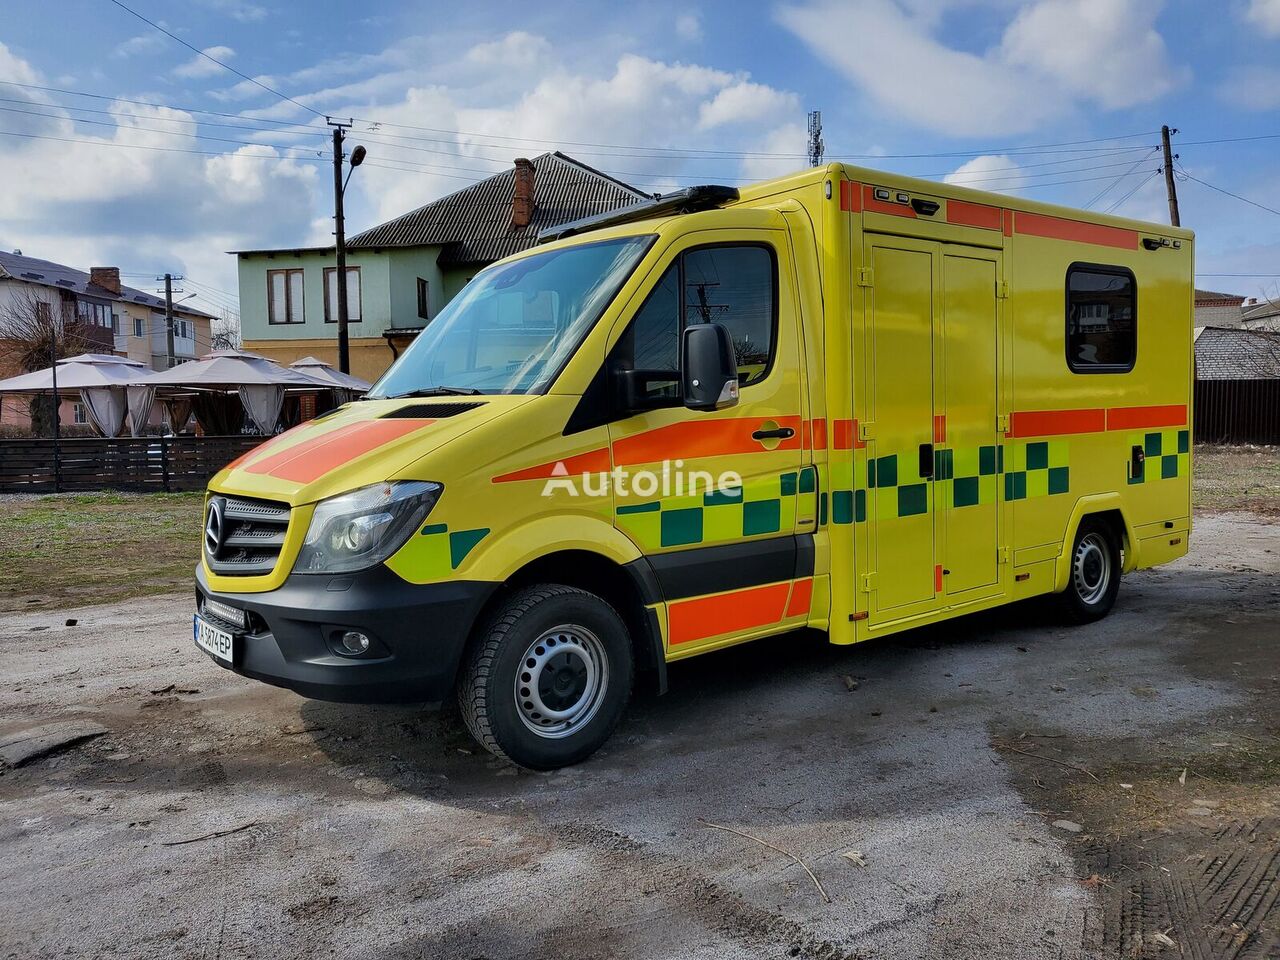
[1066,263,1136,372]
[268,269,305,324]
[134,318,145,338]
[612,243,778,404]
[323,266,361,323]
[73,402,87,425]
[417,278,430,320]
[76,300,112,327]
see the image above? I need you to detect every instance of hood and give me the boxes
[210,395,537,505]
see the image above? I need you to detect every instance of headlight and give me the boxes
[296,480,442,574]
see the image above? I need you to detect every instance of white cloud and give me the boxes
[200,0,268,23]
[676,13,703,41]
[1218,65,1280,111]
[1001,0,1184,109]
[112,34,165,59]
[944,155,1026,193]
[173,46,237,80]
[777,0,1183,136]
[698,81,798,129]
[1245,0,1280,34]
[465,32,552,69]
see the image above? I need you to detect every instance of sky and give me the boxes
[2,0,1280,322]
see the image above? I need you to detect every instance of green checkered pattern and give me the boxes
[404,523,490,579]
[615,467,816,550]
[1128,428,1189,484]
[821,441,1071,525]
[1003,440,1070,502]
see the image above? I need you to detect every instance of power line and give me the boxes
[1083,147,1160,209]
[1176,165,1280,219]
[1103,170,1159,214]
[105,0,324,118]
[1196,273,1280,278]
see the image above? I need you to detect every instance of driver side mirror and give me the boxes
[681,322,739,412]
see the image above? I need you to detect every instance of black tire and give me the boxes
[457,584,633,770]
[1057,518,1121,624]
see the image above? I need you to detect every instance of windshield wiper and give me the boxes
[383,386,483,398]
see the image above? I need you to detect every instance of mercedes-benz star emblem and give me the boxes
[205,498,225,558]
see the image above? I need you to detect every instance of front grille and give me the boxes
[206,494,290,576]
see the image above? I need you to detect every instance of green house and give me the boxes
[234,152,646,383]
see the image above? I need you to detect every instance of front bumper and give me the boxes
[195,564,496,705]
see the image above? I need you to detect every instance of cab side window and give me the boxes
[1066,263,1136,372]
[613,243,777,402]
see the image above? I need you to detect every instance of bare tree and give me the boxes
[0,287,97,433]
[210,311,242,352]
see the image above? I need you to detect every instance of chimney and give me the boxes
[90,266,121,294]
[512,157,536,229]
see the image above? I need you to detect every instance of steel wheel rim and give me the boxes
[514,624,608,739]
[1073,533,1111,605]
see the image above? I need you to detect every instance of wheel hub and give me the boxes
[1073,532,1112,605]
[515,625,609,739]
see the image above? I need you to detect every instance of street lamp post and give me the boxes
[329,119,366,375]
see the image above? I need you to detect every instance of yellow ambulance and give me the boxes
[195,164,1193,769]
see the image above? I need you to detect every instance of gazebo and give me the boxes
[139,349,332,435]
[0,353,153,437]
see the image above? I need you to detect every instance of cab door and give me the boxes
[608,226,806,653]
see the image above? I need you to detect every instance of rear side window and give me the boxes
[614,243,778,396]
[1066,263,1136,372]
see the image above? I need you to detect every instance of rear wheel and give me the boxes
[1058,518,1121,623]
[457,585,633,770]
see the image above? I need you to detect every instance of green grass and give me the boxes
[0,492,204,612]
[1194,444,1280,517]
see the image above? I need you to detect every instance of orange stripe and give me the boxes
[1007,408,1107,438]
[668,582,791,646]
[492,447,611,483]
[612,416,802,465]
[933,414,947,444]
[1105,403,1187,430]
[946,199,1002,231]
[223,426,300,473]
[245,419,434,484]
[934,564,943,594]
[863,185,916,219]
[831,418,866,450]
[810,419,828,451]
[1002,208,1013,238]
[840,180,862,212]
[785,577,813,618]
[1014,211,1138,250]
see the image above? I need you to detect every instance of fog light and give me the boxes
[340,631,371,655]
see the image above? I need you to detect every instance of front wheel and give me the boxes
[1058,518,1121,624]
[457,585,634,770]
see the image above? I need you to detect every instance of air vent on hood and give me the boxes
[380,401,486,419]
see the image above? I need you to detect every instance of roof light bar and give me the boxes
[537,185,740,243]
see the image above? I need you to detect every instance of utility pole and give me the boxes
[49,310,61,492]
[1160,125,1180,227]
[330,119,353,374]
[161,273,180,368]
[807,110,824,168]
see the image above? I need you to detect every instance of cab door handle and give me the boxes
[752,426,795,441]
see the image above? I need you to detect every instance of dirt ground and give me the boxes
[0,511,1276,959]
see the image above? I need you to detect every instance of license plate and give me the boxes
[194,614,235,664]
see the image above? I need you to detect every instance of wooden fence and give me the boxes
[1195,379,1280,446]
[0,436,265,493]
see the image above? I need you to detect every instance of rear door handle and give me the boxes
[752,427,795,440]
[919,442,934,479]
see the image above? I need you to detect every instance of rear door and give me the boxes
[862,235,1004,624]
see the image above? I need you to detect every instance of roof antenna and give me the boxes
[807,110,824,168]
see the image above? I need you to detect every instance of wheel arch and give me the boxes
[472,549,667,696]
[1053,494,1137,593]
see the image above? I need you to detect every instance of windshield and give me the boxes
[370,235,654,397]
